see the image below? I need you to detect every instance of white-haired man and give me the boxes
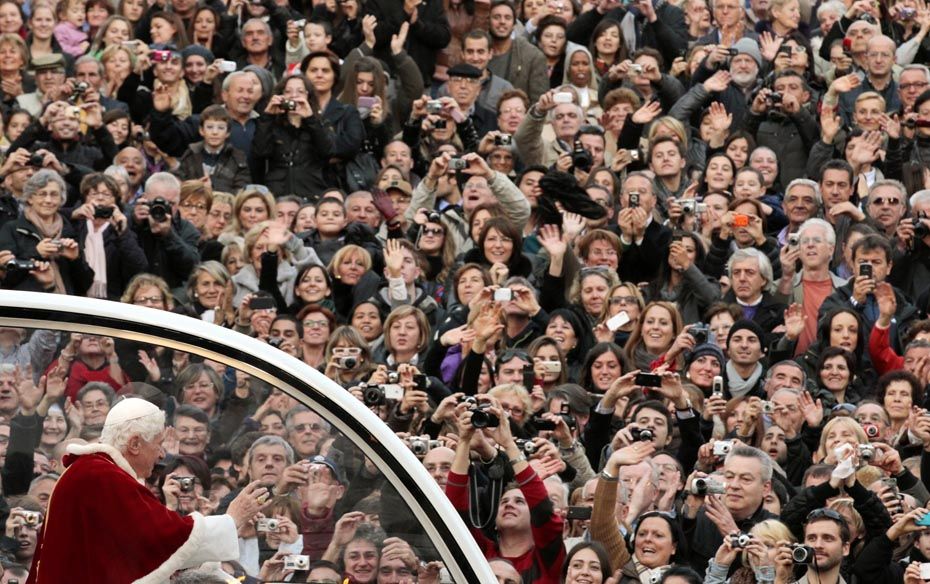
[724,248,786,346]
[776,217,847,355]
[27,398,266,583]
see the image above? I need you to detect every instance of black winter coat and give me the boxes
[252,113,336,199]
[71,220,149,301]
[0,214,94,294]
[176,142,251,194]
[365,0,451,83]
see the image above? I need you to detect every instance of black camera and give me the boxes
[148,197,171,222]
[629,191,640,208]
[282,99,297,112]
[791,544,814,564]
[134,130,150,143]
[362,382,403,407]
[768,91,783,104]
[93,205,114,219]
[176,476,195,492]
[28,153,44,167]
[730,533,752,548]
[515,438,537,456]
[5,259,36,272]
[689,323,710,345]
[859,12,876,23]
[69,81,89,104]
[630,427,654,442]
[434,119,447,129]
[413,373,431,391]
[571,140,593,172]
[471,402,500,428]
[914,212,930,239]
[494,134,512,146]
[427,211,441,223]
[268,336,284,348]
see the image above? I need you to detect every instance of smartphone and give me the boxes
[541,361,562,373]
[357,96,377,110]
[859,262,873,278]
[917,514,930,527]
[249,296,276,311]
[493,288,512,302]
[921,563,930,580]
[566,506,593,520]
[553,92,573,104]
[218,60,237,73]
[635,372,662,388]
[522,364,536,391]
[606,311,630,332]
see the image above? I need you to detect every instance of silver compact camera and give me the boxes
[712,440,733,457]
[256,518,280,532]
[730,533,752,548]
[284,554,310,571]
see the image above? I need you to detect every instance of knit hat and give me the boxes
[731,38,762,68]
[685,343,725,369]
[181,44,215,64]
[243,65,274,99]
[726,319,765,347]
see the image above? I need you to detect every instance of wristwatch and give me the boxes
[600,468,618,482]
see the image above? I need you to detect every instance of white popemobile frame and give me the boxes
[0,290,495,583]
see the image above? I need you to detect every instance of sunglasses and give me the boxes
[807,507,845,522]
[498,349,529,365]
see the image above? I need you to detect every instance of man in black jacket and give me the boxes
[615,171,672,283]
[682,444,777,574]
[366,0,451,84]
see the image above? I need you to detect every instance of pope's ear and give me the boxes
[125,435,142,454]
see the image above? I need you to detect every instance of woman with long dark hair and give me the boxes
[645,231,719,324]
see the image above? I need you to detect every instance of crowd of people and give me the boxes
[0,0,929,581]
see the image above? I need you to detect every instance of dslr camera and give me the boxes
[148,197,171,222]
[362,383,403,407]
[571,140,593,172]
[914,212,930,239]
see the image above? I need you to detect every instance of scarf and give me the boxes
[632,344,661,372]
[24,207,65,294]
[84,219,108,299]
[725,360,764,397]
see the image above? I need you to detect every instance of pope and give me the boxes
[26,397,268,583]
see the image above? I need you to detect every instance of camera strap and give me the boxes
[467,458,505,530]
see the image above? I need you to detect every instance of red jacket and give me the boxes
[869,323,903,375]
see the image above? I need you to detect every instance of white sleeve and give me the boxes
[183,514,239,566]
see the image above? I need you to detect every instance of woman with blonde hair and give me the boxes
[327,244,381,321]
[705,519,795,584]
[376,305,430,366]
[595,281,646,347]
[224,188,276,238]
[0,34,30,102]
[814,416,868,463]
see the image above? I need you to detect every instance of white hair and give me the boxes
[100,410,166,453]
[727,248,775,293]
[144,171,180,197]
[785,178,822,206]
[910,189,930,209]
[798,217,836,246]
[816,0,845,19]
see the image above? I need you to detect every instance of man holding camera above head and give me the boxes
[130,172,201,289]
[27,398,268,583]
[615,171,672,284]
[514,89,584,168]
[684,444,777,575]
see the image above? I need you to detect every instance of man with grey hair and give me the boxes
[776,218,846,354]
[685,443,775,573]
[131,171,200,288]
[724,248,786,342]
[28,398,266,582]
[515,88,584,167]
[866,179,908,237]
[778,178,821,246]
[238,18,284,80]
[897,64,930,112]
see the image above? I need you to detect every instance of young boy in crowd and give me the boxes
[175,105,251,193]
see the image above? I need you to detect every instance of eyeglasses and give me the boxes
[291,422,325,433]
[870,197,901,206]
[132,295,164,306]
[610,295,637,305]
[831,403,856,414]
[498,349,529,365]
[180,202,207,211]
[244,184,271,195]
[183,381,215,392]
[799,236,826,245]
[303,319,329,329]
[900,82,929,91]
[211,466,239,478]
